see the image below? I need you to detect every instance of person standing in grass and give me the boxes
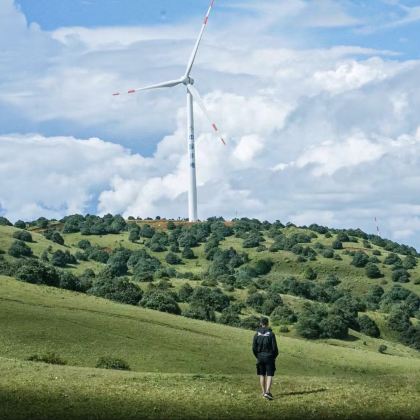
[252,317,279,400]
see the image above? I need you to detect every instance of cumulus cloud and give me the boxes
[1,0,420,248]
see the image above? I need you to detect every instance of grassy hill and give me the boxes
[1,216,420,418]
[1,276,420,419]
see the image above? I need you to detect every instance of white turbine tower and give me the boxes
[112,0,225,222]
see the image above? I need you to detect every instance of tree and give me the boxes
[387,305,411,333]
[336,232,350,242]
[165,252,182,265]
[141,224,155,238]
[167,221,176,230]
[358,315,380,338]
[88,276,143,305]
[270,305,297,325]
[88,248,109,264]
[51,232,64,245]
[182,246,195,259]
[189,287,230,312]
[218,307,240,326]
[403,255,417,270]
[129,229,140,243]
[243,232,261,248]
[351,251,369,268]
[14,259,59,286]
[12,230,32,242]
[384,253,402,266]
[178,283,193,302]
[140,289,181,314]
[0,217,12,226]
[8,240,33,258]
[183,303,215,322]
[365,263,382,279]
[107,251,129,276]
[246,292,265,312]
[392,268,410,283]
[77,239,91,250]
[51,250,68,267]
[59,271,82,292]
[304,266,317,280]
[322,248,334,258]
[36,217,49,228]
[14,220,26,229]
[332,240,343,250]
[319,315,348,339]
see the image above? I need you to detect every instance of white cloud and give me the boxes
[1,0,420,248]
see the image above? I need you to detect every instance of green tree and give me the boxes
[351,251,369,268]
[165,252,182,265]
[51,231,64,245]
[178,283,193,302]
[332,240,343,250]
[140,289,181,314]
[8,240,33,258]
[12,230,32,242]
[129,229,140,243]
[14,220,26,229]
[182,246,195,259]
[365,263,383,279]
[358,315,380,338]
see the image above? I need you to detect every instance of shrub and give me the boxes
[27,352,66,365]
[279,326,290,333]
[51,231,65,245]
[332,240,343,250]
[129,229,140,242]
[270,305,297,325]
[384,253,402,266]
[240,315,261,330]
[88,276,143,305]
[304,266,317,280]
[12,230,32,242]
[190,286,230,312]
[78,239,91,250]
[96,356,130,371]
[392,268,410,283]
[51,250,76,267]
[319,315,348,339]
[183,303,215,322]
[358,315,380,338]
[218,307,241,327]
[0,217,12,226]
[182,246,195,259]
[178,283,193,302]
[14,259,59,286]
[165,252,182,265]
[140,289,181,314]
[378,344,387,354]
[14,220,26,229]
[365,263,382,279]
[59,271,82,292]
[322,248,334,258]
[8,240,33,258]
[351,251,369,268]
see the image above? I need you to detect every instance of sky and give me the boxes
[1,0,420,248]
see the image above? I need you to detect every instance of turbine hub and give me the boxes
[183,76,194,85]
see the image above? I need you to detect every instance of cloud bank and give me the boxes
[1,0,420,248]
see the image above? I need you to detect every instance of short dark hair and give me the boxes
[260,317,269,326]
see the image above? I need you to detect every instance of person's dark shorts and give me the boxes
[256,356,276,376]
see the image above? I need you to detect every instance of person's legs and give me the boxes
[265,376,273,394]
[259,375,266,394]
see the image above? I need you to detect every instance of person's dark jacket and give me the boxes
[252,327,279,359]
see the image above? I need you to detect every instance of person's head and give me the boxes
[260,317,269,327]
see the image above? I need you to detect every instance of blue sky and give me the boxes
[2,0,420,248]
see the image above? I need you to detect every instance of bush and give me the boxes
[351,251,369,268]
[165,252,182,265]
[322,248,334,258]
[27,352,66,365]
[96,356,130,371]
[279,326,290,333]
[378,344,387,354]
[88,275,143,305]
[12,230,32,242]
[392,268,410,283]
[319,315,348,339]
[8,240,33,258]
[190,286,230,312]
[178,283,193,302]
[129,229,140,242]
[51,250,76,267]
[14,259,59,286]
[140,289,181,314]
[304,266,317,280]
[365,263,382,279]
[0,217,12,226]
[182,246,195,259]
[358,315,380,338]
[51,231,64,245]
[240,315,261,330]
[270,305,297,325]
[14,220,26,229]
[78,239,91,250]
[218,307,241,326]
[332,240,343,250]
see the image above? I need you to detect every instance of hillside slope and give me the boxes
[1,276,420,419]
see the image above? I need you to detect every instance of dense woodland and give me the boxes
[0,214,419,351]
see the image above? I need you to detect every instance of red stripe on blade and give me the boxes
[112,93,120,96]
[204,16,208,24]
[212,123,218,131]
[128,89,136,94]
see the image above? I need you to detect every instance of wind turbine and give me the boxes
[112,0,226,222]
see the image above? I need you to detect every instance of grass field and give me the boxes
[1,276,420,419]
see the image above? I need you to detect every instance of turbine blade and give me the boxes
[184,0,216,77]
[112,79,182,96]
[187,84,226,145]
